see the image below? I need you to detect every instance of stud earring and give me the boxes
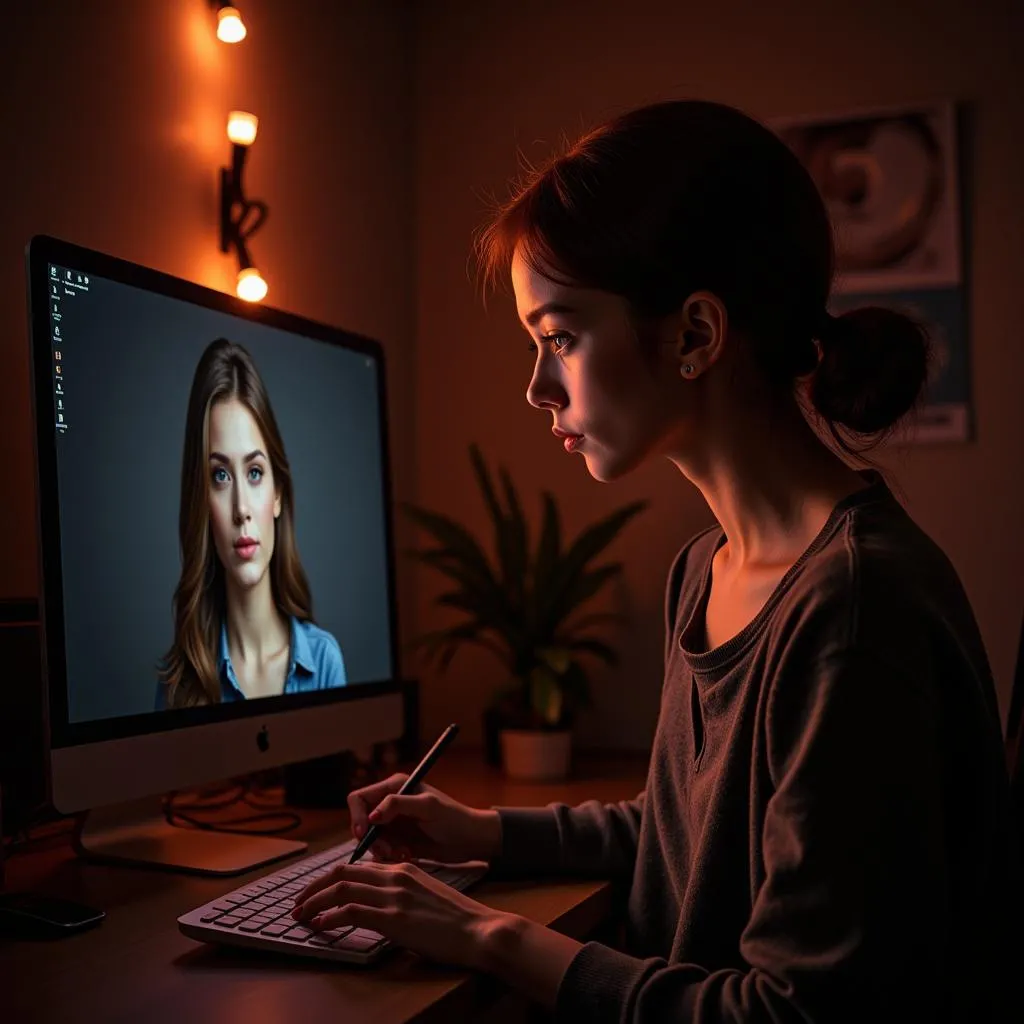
[682,363,695,376]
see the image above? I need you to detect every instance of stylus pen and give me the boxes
[348,722,460,865]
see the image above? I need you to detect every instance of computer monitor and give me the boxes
[25,235,404,874]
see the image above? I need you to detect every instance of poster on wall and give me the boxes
[771,102,970,443]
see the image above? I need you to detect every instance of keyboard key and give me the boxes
[199,910,222,922]
[211,901,240,912]
[214,915,243,927]
[222,893,248,905]
[283,926,317,941]
[336,929,384,951]
[260,923,292,936]
[232,908,257,920]
[238,920,266,932]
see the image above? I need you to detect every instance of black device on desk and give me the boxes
[0,892,105,939]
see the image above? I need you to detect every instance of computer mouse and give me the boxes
[0,892,105,939]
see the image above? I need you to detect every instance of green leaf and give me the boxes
[533,491,561,600]
[407,548,497,598]
[529,664,563,726]
[498,465,529,601]
[544,562,624,634]
[564,637,619,666]
[468,443,505,538]
[401,503,496,588]
[539,501,646,630]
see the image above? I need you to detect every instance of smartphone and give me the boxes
[0,892,105,937]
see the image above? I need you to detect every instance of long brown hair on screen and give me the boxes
[158,338,314,708]
[474,99,933,459]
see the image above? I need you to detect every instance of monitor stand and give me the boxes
[72,794,308,876]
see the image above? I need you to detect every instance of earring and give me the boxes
[682,363,695,376]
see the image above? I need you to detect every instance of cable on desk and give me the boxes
[162,772,302,836]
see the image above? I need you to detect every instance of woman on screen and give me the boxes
[156,337,346,709]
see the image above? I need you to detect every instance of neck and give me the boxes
[224,575,288,662]
[669,391,869,570]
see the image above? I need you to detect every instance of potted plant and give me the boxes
[402,444,646,781]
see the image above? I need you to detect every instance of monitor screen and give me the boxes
[28,239,399,750]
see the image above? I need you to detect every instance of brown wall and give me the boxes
[412,0,1024,749]
[0,2,418,659]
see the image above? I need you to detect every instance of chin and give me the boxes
[581,446,643,483]
[231,561,268,590]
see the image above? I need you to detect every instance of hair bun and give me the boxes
[810,306,931,435]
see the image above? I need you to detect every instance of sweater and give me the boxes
[490,472,1021,1023]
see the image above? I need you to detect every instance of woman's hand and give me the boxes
[347,772,502,865]
[291,859,508,968]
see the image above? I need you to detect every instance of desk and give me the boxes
[1,748,647,1024]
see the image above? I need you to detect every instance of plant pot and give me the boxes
[499,728,572,781]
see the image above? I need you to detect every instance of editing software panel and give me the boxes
[47,263,90,434]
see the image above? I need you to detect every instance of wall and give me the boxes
[412,0,1024,749]
[0,1,418,659]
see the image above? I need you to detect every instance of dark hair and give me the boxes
[474,99,932,454]
[158,338,314,708]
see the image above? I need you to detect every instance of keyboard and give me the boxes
[178,836,488,964]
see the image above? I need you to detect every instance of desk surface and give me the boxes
[1,748,647,1024]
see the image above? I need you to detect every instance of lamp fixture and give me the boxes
[211,1,247,43]
[220,111,269,302]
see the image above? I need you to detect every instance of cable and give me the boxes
[162,772,302,836]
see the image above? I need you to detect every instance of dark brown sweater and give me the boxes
[492,473,1021,1022]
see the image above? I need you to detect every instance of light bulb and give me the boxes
[226,111,258,146]
[237,267,268,303]
[217,7,247,43]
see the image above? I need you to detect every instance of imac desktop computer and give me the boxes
[24,235,407,882]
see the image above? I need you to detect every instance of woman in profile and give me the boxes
[156,338,346,709]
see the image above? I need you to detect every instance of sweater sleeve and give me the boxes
[552,646,966,1023]
[488,792,645,879]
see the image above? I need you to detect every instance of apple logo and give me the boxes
[256,725,269,753]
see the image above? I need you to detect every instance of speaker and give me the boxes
[0,600,47,838]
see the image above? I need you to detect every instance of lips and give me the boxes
[235,538,259,560]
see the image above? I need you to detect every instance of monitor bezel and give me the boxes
[26,234,404,751]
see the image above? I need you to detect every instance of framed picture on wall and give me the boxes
[771,101,971,443]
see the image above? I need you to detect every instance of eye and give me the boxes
[528,331,574,355]
[248,465,264,483]
[211,466,229,486]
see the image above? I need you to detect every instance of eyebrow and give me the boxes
[523,301,580,328]
[209,449,266,463]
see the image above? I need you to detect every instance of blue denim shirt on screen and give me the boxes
[154,616,347,709]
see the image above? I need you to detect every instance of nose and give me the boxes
[232,485,251,525]
[526,354,567,412]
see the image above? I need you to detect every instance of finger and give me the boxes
[370,792,438,826]
[294,857,388,904]
[347,773,410,836]
[293,879,396,922]
[310,903,395,935]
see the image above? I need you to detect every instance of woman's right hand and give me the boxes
[347,773,502,865]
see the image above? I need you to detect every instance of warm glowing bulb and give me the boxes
[226,111,258,146]
[237,267,267,302]
[217,7,247,43]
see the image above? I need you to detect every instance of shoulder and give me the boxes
[293,619,347,687]
[776,492,973,663]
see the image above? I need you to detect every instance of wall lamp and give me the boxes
[221,111,269,302]
[210,1,247,43]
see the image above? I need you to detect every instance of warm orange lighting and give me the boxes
[217,7,247,43]
[227,111,258,146]
[237,267,267,302]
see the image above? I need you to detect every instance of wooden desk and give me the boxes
[1,749,647,1024]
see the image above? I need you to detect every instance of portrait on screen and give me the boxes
[155,338,347,709]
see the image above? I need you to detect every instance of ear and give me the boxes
[274,489,282,519]
[676,291,728,377]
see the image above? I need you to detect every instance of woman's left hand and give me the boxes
[290,859,505,968]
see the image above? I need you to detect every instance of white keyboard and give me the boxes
[178,836,488,964]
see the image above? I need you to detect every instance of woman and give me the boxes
[288,101,1019,1020]
[156,338,346,709]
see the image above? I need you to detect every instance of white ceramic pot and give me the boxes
[499,729,572,781]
